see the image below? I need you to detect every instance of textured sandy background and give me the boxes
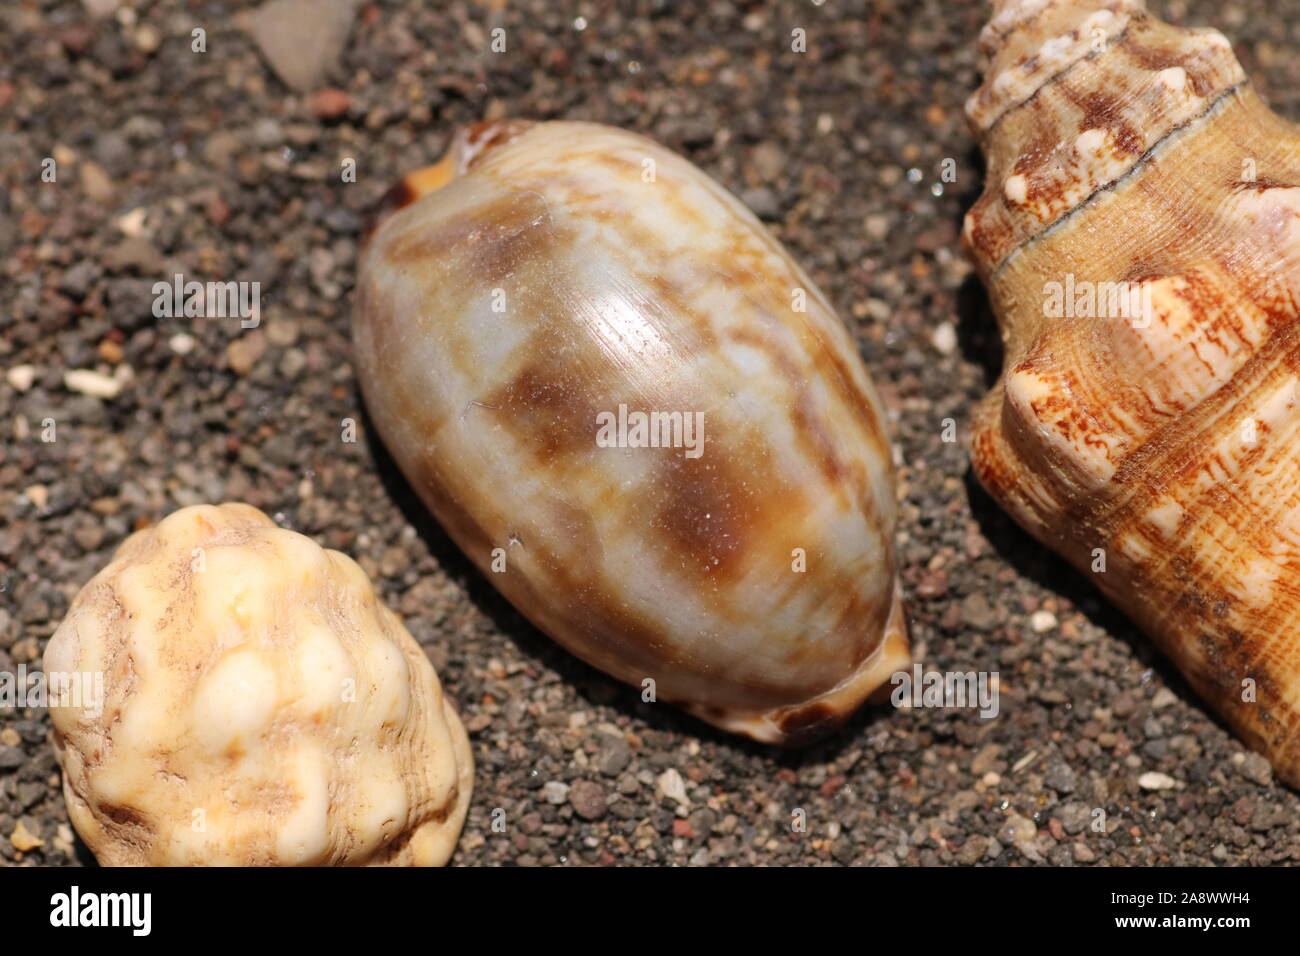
[2,0,1299,865]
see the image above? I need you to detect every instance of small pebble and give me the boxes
[542,781,570,805]
[310,88,351,120]
[961,593,997,631]
[971,744,1001,776]
[10,821,43,852]
[568,780,608,820]
[597,735,631,776]
[1138,771,1177,790]
[656,768,689,807]
[266,317,300,347]
[24,484,48,509]
[98,340,124,365]
[5,365,36,392]
[279,348,307,379]
[1238,752,1274,787]
[133,24,161,53]
[1030,609,1058,632]
[1151,688,1178,709]
[251,0,359,92]
[79,160,114,202]
[169,333,197,356]
[931,322,957,355]
[227,332,268,375]
[64,368,127,399]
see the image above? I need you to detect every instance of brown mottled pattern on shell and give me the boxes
[355,121,907,742]
[970,0,1300,784]
[966,4,1245,275]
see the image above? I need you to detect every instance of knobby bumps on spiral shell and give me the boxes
[966,0,1300,785]
[355,120,909,744]
[46,504,473,866]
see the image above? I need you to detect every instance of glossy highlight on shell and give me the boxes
[966,0,1300,784]
[354,119,908,744]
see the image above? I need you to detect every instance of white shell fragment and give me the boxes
[45,503,473,866]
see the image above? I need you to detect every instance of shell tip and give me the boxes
[363,118,536,242]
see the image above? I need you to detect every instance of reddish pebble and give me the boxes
[311,88,351,120]
[819,774,846,799]
[206,194,230,226]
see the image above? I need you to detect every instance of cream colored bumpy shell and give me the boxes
[967,0,1300,783]
[355,120,908,744]
[45,504,473,865]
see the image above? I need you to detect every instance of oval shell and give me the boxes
[354,120,908,744]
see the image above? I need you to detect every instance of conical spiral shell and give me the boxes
[967,0,1300,785]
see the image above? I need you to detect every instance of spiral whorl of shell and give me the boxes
[966,0,1300,784]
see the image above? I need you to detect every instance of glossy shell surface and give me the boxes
[355,120,908,743]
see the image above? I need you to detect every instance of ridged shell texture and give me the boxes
[967,0,1300,784]
[45,504,473,865]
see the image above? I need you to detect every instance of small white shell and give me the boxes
[46,503,473,866]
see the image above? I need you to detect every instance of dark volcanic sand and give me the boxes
[3,0,1300,866]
